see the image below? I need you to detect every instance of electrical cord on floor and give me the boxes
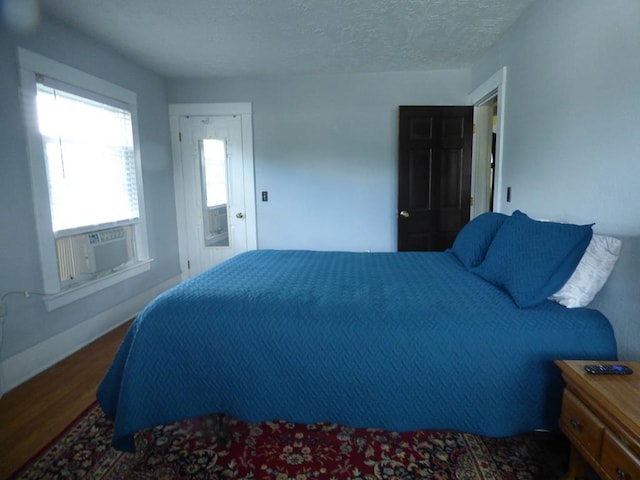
[0,290,51,399]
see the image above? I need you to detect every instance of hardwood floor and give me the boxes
[0,320,131,479]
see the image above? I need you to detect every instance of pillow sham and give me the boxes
[549,234,622,308]
[448,212,508,269]
[471,210,593,308]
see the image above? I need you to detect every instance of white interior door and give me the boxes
[177,114,254,276]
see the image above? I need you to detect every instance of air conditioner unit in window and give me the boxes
[56,226,135,282]
[86,228,130,274]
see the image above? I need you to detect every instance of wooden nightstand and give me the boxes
[556,360,640,480]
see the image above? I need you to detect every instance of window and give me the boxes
[36,81,139,233]
[18,48,151,310]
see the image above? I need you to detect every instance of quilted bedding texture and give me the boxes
[97,250,617,451]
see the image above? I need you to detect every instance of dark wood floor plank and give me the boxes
[0,320,131,479]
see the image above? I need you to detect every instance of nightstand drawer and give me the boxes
[556,360,640,480]
[601,430,640,480]
[560,389,606,460]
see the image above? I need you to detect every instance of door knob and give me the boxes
[399,210,410,218]
[236,212,244,219]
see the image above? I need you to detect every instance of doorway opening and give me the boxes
[469,67,507,218]
[472,94,498,217]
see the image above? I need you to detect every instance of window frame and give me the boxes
[18,48,151,311]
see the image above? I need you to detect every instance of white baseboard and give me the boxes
[1,275,181,393]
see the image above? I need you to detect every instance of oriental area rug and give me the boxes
[10,403,569,479]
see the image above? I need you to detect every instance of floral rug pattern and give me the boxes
[11,404,568,479]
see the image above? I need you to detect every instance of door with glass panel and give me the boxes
[179,115,248,276]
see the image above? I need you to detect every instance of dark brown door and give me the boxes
[398,106,473,251]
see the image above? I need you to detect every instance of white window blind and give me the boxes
[36,81,140,234]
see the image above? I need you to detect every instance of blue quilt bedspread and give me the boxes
[98,250,617,451]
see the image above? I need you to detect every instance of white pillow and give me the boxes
[550,234,622,308]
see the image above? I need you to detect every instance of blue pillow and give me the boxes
[448,212,508,269]
[471,210,593,308]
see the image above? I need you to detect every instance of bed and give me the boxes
[98,211,619,452]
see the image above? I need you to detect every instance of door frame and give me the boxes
[169,103,257,280]
[468,67,507,217]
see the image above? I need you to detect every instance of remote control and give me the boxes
[584,364,633,375]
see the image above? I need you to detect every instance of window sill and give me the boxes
[44,259,153,311]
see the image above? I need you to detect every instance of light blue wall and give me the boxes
[472,0,640,236]
[0,17,180,360]
[471,0,640,359]
[167,70,471,251]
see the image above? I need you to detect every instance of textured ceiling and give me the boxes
[37,0,536,78]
